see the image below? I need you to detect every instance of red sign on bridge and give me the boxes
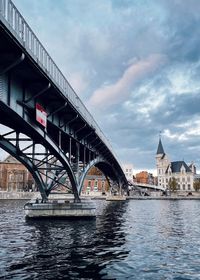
[36,103,47,128]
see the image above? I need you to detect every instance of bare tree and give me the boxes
[168,177,178,192]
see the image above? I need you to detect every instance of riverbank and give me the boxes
[127,196,200,200]
[0,191,38,200]
[1,191,200,200]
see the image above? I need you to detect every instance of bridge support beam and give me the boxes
[24,83,51,103]
[0,53,25,75]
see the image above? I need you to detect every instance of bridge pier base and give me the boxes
[24,200,96,219]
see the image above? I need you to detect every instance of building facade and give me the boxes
[156,138,195,192]
[122,163,134,183]
[0,155,34,192]
[81,166,109,194]
[135,171,154,185]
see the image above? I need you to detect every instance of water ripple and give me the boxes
[1,200,200,279]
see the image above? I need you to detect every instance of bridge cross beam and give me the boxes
[0,53,25,75]
[24,83,51,104]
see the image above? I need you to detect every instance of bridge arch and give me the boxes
[0,133,48,201]
[78,157,120,195]
[0,117,79,201]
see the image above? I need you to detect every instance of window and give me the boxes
[182,184,185,190]
[94,180,98,191]
[188,184,191,190]
[187,177,190,182]
[8,183,12,191]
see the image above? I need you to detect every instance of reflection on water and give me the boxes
[0,200,128,279]
[1,199,200,279]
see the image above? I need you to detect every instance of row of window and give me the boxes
[159,183,191,190]
[9,174,25,181]
[125,173,133,178]
[87,180,105,188]
[7,182,24,191]
[158,169,188,175]
[125,169,132,173]
[177,184,191,190]
[159,177,191,183]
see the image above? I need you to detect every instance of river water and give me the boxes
[1,199,200,280]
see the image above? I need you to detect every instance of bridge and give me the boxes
[130,183,166,192]
[0,0,128,202]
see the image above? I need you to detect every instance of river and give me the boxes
[0,199,200,279]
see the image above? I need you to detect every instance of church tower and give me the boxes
[156,137,170,188]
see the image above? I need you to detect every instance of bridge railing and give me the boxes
[0,0,118,159]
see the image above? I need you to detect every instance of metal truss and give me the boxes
[0,128,78,201]
[78,157,120,195]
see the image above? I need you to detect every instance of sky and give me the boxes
[9,0,200,173]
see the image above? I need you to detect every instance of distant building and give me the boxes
[122,164,134,183]
[82,166,109,194]
[0,155,34,191]
[156,138,195,192]
[135,171,154,185]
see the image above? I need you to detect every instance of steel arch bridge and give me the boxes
[0,0,128,202]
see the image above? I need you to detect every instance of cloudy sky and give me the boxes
[11,0,200,173]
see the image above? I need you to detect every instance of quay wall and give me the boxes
[0,191,39,200]
[1,191,200,200]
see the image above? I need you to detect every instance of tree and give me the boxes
[193,179,200,192]
[168,177,178,192]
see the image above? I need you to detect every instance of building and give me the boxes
[122,164,134,183]
[82,166,109,194]
[156,138,195,192]
[135,171,154,185]
[0,155,34,192]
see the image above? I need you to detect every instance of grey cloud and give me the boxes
[11,0,200,171]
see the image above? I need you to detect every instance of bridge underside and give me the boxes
[0,11,127,201]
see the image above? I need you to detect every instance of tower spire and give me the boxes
[156,135,164,155]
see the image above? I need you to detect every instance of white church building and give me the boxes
[156,138,195,192]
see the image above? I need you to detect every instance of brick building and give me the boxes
[135,171,154,185]
[0,155,34,191]
[82,166,109,194]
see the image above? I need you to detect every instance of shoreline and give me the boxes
[1,191,200,200]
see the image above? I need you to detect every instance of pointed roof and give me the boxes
[3,155,19,163]
[166,161,192,173]
[156,138,165,155]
